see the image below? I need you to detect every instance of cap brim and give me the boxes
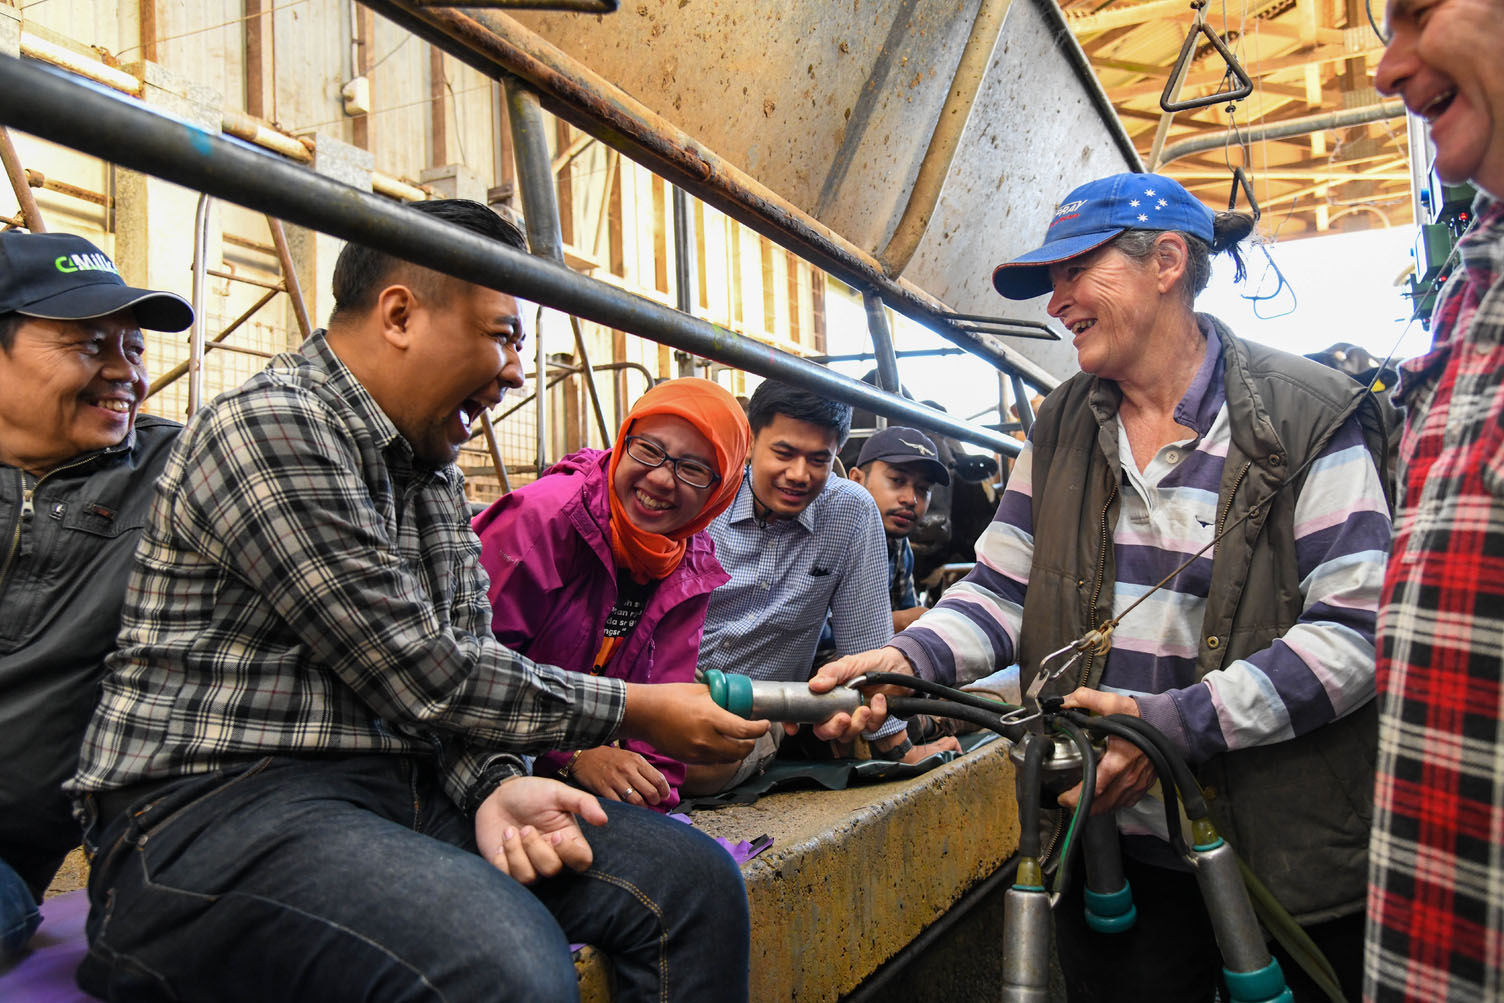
[990,229,1123,301]
[867,452,951,486]
[19,284,194,332]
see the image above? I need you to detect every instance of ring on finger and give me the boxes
[623,786,636,799]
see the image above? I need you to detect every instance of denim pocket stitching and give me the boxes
[583,868,669,1003]
[88,885,179,997]
[138,756,277,844]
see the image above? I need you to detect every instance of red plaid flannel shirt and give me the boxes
[1368,193,1504,1002]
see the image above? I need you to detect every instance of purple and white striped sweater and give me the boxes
[892,329,1390,787]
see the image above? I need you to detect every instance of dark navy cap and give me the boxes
[0,231,193,331]
[991,173,1215,301]
[856,427,949,485]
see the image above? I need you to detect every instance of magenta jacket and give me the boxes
[471,448,729,811]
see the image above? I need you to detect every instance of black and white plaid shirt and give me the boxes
[70,331,624,811]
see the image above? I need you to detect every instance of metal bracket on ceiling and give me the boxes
[1159,0,1254,113]
[1228,165,1261,222]
[410,0,618,11]
[943,314,1061,342]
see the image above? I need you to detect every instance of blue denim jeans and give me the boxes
[77,755,750,1002]
[0,854,42,961]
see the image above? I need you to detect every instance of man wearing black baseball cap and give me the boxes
[848,426,950,633]
[0,230,191,960]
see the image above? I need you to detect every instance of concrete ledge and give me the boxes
[576,738,1020,1001]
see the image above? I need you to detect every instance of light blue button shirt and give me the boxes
[700,471,893,680]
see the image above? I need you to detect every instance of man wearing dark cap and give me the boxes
[847,426,950,633]
[0,230,192,960]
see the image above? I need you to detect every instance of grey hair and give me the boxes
[1108,211,1254,304]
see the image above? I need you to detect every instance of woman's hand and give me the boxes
[1057,688,1155,814]
[568,746,672,807]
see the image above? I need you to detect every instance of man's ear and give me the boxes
[1152,232,1190,294]
[848,465,867,486]
[375,284,418,351]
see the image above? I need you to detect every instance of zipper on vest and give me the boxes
[1079,481,1119,687]
[1215,459,1253,537]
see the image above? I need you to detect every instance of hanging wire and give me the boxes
[113,0,312,58]
[1366,0,1392,44]
[1245,242,1297,319]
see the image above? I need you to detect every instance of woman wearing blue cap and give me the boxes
[815,173,1393,1001]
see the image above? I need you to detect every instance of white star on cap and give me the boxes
[1137,214,1149,222]
[1129,199,1140,207]
[1145,189,1156,197]
[1157,198,1168,208]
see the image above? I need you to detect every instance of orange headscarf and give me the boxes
[606,378,750,583]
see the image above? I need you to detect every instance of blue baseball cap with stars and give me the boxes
[991,173,1215,301]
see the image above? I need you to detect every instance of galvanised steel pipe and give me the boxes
[0,54,1021,457]
[862,289,902,431]
[1157,102,1406,167]
[506,83,613,447]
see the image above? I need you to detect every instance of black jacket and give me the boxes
[0,415,179,897]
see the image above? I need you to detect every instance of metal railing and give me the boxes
[0,54,1023,457]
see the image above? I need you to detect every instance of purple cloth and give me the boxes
[473,450,730,812]
[0,890,99,1001]
[667,813,772,865]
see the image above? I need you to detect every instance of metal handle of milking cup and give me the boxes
[1190,818,1294,1003]
[1002,731,1055,1003]
[703,669,864,723]
[1001,880,1052,1003]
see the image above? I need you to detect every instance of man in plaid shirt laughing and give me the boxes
[66,199,766,1002]
[1369,3,1504,999]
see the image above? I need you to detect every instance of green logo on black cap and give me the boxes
[54,252,119,275]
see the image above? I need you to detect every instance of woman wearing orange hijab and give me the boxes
[473,378,750,812]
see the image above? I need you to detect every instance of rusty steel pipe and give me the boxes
[507,82,613,446]
[267,217,313,339]
[188,192,212,413]
[0,126,45,232]
[146,288,279,400]
[480,414,512,493]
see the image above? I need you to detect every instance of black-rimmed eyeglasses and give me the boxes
[623,435,720,489]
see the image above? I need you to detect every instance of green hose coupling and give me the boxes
[1191,817,1224,852]
[1222,958,1293,1003]
[703,669,753,717]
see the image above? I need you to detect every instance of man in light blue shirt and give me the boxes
[687,380,950,793]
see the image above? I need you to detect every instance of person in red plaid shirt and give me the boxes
[1370,3,1504,999]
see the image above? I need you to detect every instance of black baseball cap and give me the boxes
[855,426,950,485]
[0,231,193,332]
